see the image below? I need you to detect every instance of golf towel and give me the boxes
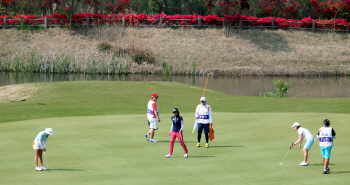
[209,124,215,141]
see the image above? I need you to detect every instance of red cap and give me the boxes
[152,93,159,98]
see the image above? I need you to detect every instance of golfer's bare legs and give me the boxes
[324,158,329,169]
[149,128,154,139]
[303,148,309,163]
[34,149,43,167]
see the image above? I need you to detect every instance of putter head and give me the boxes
[279,163,283,165]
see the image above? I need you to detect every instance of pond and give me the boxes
[1,72,350,98]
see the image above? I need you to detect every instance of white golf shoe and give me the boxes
[35,167,42,171]
[165,154,172,158]
[145,134,149,141]
[150,139,158,142]
[184,153,188,158]
[41,166,46,170]
[299,162,308,166]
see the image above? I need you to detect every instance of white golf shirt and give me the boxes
[195,104,212,124]
[298,127,314,142]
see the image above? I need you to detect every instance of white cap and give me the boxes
[200,97,206,102]
[45,128,53,135]
[291,122,300,128]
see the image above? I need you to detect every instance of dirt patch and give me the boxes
[0,84,40,103]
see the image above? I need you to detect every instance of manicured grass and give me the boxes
[1,81,350,184]
[1,81,350,124]
[0,113,349,185]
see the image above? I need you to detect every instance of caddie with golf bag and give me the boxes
[33,128,53,171]
[194,97,212,148]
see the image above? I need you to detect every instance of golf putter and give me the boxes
[279,142,294,165]
[43,151,50,172]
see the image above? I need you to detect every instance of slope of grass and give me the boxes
[1,81,350,124]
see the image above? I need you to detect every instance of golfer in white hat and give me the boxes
[33,128,53,171]
[291,122,314,166]
[195,97,212,148]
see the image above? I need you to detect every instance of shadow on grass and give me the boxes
[308,163,335,166]
[190,156,216,158]
[231,29,291,52]
[49,169,85,171]
[210,145,244,148]
[333,171,350,174]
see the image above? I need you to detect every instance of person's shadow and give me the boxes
[49,169,85,171]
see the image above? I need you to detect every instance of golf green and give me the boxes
[0,81,349,184]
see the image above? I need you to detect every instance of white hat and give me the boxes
[200,97,206,102]
[45,128,53,135]
[291,122,300,128]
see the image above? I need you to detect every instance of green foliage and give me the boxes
[260,78,292,97]
[191,62,196,75]
[273,78,292,97]
[97,42,112,52]
[162,60,172,75]
[259,92,279,97]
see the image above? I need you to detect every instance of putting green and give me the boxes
[0,113,349,185]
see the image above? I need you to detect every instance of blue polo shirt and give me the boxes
[171,115,183,132]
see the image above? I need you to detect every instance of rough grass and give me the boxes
[1,26,350,75]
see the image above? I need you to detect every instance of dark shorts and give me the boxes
[198,123,209,134]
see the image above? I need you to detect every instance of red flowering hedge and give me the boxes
[0,13,349,30]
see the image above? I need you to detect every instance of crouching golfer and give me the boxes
[33,128,53,171]
[291,122,314,166]
[165,108,188,158]
[317,119,337,174]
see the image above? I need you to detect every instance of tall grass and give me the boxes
[1,25,350,75]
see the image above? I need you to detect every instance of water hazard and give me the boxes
[1,72,350,98]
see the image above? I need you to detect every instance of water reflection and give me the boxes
[1,72,350,98]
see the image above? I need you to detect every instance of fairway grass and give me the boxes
[0,113,349,185]
[1,81,350,184]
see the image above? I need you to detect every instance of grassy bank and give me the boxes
[1,26,350,76]
[1,81,350,123]
[1,81,350,184]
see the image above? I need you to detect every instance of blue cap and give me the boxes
[172,108,179,112]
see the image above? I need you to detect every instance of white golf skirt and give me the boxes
[32,141,43,149]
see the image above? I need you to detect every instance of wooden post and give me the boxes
[122,17,125,28]
[271,18,274,30]
[86,16,90,29]
[198,16,201,29]
[347,23,349,34]
[312,21,315,32]
[4,17,6,30]
[44,16,48,29]
[239,19,242,30]
[159,17,163,27]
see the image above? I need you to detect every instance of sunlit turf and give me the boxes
[0,81,350,184]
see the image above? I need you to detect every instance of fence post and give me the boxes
[4,17,6,30]
[271,18,274,30]
[159,17,163,27]
[312,21,315,32]
[44,17,48,29]
[86,16,90,29]
[198,16,201,29]
[122,17,125,28]
[239,19,242,30]
[347,23,349,34]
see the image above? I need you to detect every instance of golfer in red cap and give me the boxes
[145,93,160,142]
